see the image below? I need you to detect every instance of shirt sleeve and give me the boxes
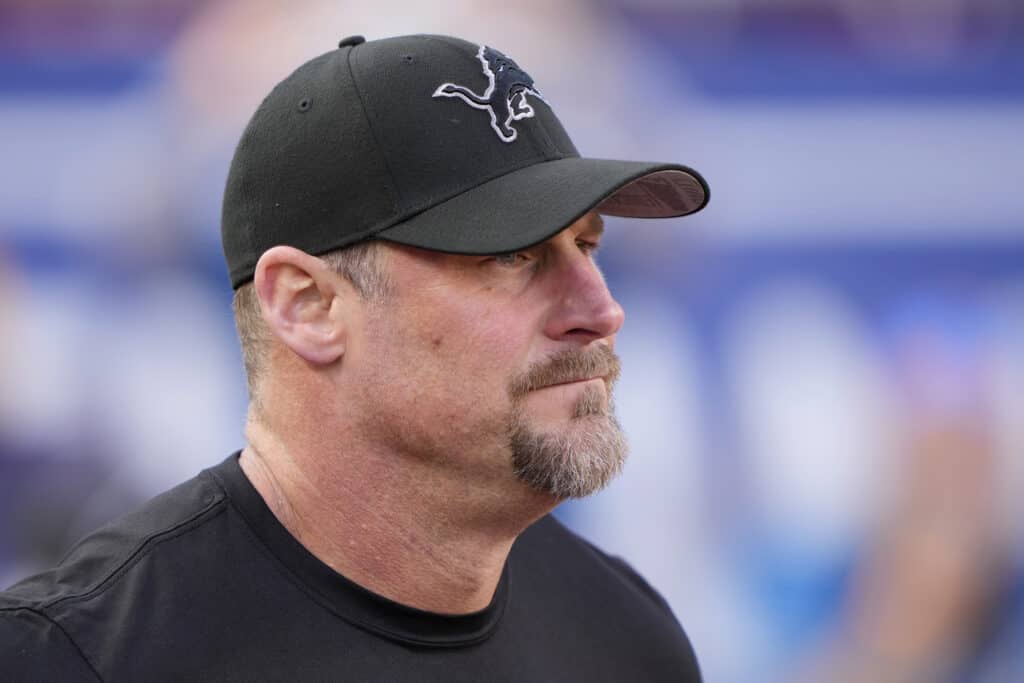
[0,607,101,682]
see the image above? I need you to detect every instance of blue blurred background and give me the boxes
[2,1,1022,681]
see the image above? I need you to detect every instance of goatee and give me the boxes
[506,346,628,499]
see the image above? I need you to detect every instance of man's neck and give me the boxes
[238,420,556,615]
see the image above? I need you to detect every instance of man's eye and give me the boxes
[492,252,528,266]
[578,240,600,256]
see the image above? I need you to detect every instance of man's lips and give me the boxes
[535,376,606,390]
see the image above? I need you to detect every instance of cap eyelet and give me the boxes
[402,55,415,63]
[297,97,311,112]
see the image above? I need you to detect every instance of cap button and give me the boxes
[338,35,366,48]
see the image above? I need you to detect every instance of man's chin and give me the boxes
[507,411,629,500]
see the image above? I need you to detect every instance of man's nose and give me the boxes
[544,257,625,345]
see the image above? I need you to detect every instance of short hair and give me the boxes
[232,241,388,404]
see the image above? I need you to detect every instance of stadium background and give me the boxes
[1,1,1022,680]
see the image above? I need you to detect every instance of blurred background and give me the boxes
[1,0,1022,680]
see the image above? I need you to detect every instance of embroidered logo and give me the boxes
[433,45,547,143]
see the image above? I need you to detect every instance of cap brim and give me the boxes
[375,157,709,255]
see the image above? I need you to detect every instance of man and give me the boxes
[1,34,708,681]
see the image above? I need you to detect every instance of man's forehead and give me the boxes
[579,211,604,232]
[566,210,604,239]
[524,210,604,250]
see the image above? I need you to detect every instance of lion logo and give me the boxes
[433,45,547,143]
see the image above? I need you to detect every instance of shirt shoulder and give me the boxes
[2,470,225,610]
[517,514,678,616]
[0,467,228,681]
[511,514,703,682]
[0,607,101,682]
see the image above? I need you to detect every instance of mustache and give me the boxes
[508,345,621,399]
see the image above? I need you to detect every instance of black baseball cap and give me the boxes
[222,34,709,289]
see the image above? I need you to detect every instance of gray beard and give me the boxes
[507,383,628,500]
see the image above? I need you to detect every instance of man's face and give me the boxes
[347,211,627,500]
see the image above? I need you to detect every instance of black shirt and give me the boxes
[1,454,701,681]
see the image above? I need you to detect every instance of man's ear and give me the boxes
[253,246,347,365]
